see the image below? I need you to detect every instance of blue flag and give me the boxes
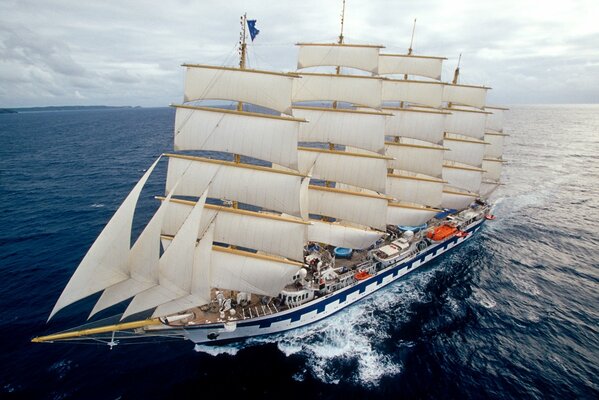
[247,19,260,41]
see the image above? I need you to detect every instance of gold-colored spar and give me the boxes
[155,196,309,225]
[485,131,510,137]
[293,105,393,116]
[296,42,384,49]
[172,104,307,123]
[309,184,392,200]
[164,153,306,178]
[298,146,392,160]
[483,158,508,163]
[382,106,450,115]
[443,189,479,197]
[485,105,510,111]
[160,235,304,267]
[380,53,447,60]
[387,173,447,184]
[297,71,385,80]
[443,134,490,145]
[182,63,301,78]
[387,201,442,212]
[445,82,492,90]
[444,107,492,114]
[385,141,448,151]
[31,319,162,343]
[443,162,486,172]
[385,78,444,85]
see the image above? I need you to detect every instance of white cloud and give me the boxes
[0,0,598,107]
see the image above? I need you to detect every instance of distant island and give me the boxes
[0,106,140,114]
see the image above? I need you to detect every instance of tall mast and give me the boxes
[448,53,461,108]
[328,0,346,165]
[232,14,248,201]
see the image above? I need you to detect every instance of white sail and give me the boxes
[152,222,215,318]
[485,106,507,132]
[442,161,483,193]
[387,202,439,226]
[48,157,162,320]
[173,105,302,170]
[298,148,388,193]
[442,83,489,109]
[292,72,383,109]
[122,190,208,319]
[384,107,447,144]
[382,79,444,108]
[308,186,388,230]
[293,106,386,154]
[443,133,486,167]
[89,183,181,318]
[482,158,503,181]
[385,139,445,177]
[484,133,504,159]
[183,64,296,115]
[386,171,444,207]
[165,155,305,217]
[210,247,301,297]
[307,220,383,249]
[444,107,488,140]
[161,199,308,262]
[297,43,382,74]
[441,187,478,210]
[379,54,445,80]
[479,181,501,199]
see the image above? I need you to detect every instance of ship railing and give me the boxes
[240,301,278,319]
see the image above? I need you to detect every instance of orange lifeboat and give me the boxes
[427,225,457,241]
[354,271,372,280]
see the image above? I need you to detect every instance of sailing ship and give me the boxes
[32,9,508,348]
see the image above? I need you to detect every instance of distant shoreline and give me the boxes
[0,105,142,114]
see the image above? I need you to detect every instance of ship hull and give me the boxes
[179,218,486,345]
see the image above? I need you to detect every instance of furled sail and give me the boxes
[378,54,445,80]
[387,202,439,226]
[442,83,489,109]
[386,171,444,207]
[298,147,388,193]
[308,185,388,230]
[183,64,297,115]
[385,139,446,177]
[292,72,383,109]
[173,105,303,170]
[444,107,488,140]
[443,133,486,167]
[48,157,162,320]
[165,154,306,217]
[293,106,387,154]
[121,190,209,319]
[210,247,302,297]
[383,107,448,144]
[307,220,383,249]
[159,198,308,262]
[442,161,484,193]
[296,43,382,74]
[382,79,444,108]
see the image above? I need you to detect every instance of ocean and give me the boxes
[0,105,597,399]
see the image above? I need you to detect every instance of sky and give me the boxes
[1,0,598,107]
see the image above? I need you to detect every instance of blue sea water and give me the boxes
[0,106,598,399]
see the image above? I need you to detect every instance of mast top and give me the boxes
[452,53,462,84]
[408,18,416,55]
[338,0,346,45]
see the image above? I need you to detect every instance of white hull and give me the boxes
[177,218,485,345]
